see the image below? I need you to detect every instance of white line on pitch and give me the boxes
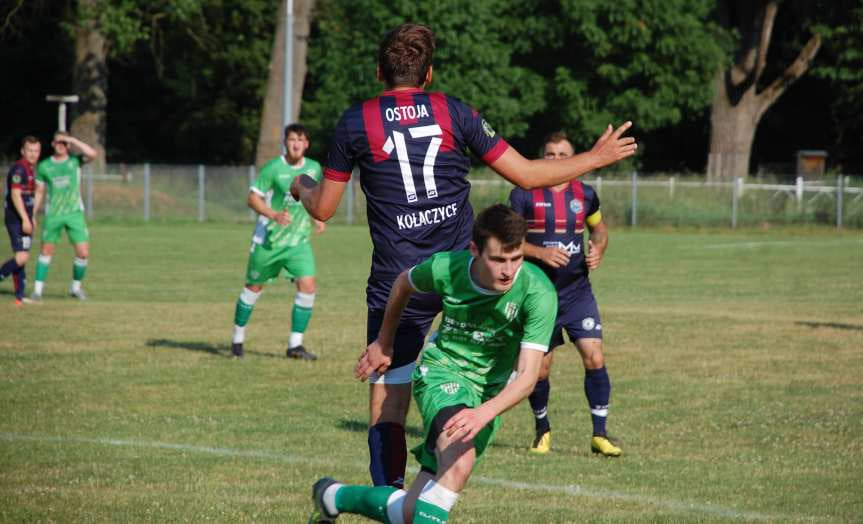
[0,432,815,521]
[704,238,863,249]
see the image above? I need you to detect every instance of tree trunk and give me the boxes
[707,0,821,178]
[69,0,107,174]
[255,0,315,167]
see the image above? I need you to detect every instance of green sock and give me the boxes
[36,259,50,282]
[291,304,313,333]
[335,485,397,522]
[413,498,451,523]
[234,298,254,327]
[73,258,87,281]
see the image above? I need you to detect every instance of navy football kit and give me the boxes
[325,88,508,369]
[1,160,37,299]
[510,180,603,347]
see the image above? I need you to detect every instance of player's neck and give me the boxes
[52,153,69,162]
[283,155,305,167]
[551,182,568,192]
[383,83,424,93]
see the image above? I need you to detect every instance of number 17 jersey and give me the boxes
[324,88,509,309]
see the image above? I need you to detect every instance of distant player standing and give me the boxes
[309,205,557,524]
[292,23,636,488]
[230,123,324,360]
[1,136,41,305]
[510,132,621,456]
[31,132,97,301]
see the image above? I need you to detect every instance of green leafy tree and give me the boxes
[302,0,545,159]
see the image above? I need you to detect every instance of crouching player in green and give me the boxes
[308,204,557,523]
[230,124,324,360]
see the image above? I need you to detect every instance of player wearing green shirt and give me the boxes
[231,124,324,360]
[31,132,97,301]
[309,204,557,523]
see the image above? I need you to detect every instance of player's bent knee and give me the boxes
[15,252,29,265]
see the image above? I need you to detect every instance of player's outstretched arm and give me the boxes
[444,348,544,442]
[489,122,636,190]
[355,270,416,381]
[291,175,346,221]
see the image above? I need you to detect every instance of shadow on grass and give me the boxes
[337,418,424,439]
[144,338,284,359]
[795,321,863,332]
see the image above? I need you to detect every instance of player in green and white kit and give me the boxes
[231,124,324,360]
[309,205,557,523]
[32,132,97,301]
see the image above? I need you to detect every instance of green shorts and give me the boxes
[41,212,90,244]
[245,241,316,285]
[410,364,503,474]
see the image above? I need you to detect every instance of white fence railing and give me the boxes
[79,164,861,229]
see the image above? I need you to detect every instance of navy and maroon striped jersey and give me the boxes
[324,88,509,308]
[4,160,36,221]
[509,181,600,291]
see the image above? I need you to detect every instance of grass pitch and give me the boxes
[1,223,862,522]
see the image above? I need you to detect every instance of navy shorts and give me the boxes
[549,282,602,350]
[367,291,442,369]
[5,219,33,253]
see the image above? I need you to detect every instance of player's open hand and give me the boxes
[273,210,291,226]
[443,406,493,443]
[354,340,393,382]
[540,246,570,268]
[590,122,637,168]
[585,240,602,270]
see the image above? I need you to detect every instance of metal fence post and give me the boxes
[630,171,637,227]
[248,165,256,221]
[596,175,602,196]
[85,163,94,219]
[197,164,205,222]
[669,175,675,199]
[795,176,804,212]
[144,163,151,222]
[837,174,845,229]
[731,176,741,228]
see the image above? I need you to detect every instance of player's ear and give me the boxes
[469,240,479,258]
[423,66,433,87]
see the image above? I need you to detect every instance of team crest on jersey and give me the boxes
[481,119,496,138]
[505,302,519,321]
[570,199,583,214]
[11,173,21,184]
[440,382,460,395]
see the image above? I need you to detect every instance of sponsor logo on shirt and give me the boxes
[385,104,430,122]
[440,382,460,395]
[534,201,551,207]
[481,119,496,137]
[395,202,458,230]
[543,240,581,255]
[54,176,70,188]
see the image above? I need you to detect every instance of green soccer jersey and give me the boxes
[408,250,558,392]
[36,155,84,216]
[251,156,322,249]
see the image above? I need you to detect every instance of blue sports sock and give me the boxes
[368,422,407,489]
[584,367,611,436]
[0,258,20,281]
[528,378,551,434]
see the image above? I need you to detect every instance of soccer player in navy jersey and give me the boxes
[1,136,41,305]
[509,131,621,457]
[292,23,636,488]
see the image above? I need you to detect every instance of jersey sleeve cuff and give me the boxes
[520,341,549,353]
[249,186,265,196]
[406,266,422,292]
[324,167,352,182]
[481,139,509,165]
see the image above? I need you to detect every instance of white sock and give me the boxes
[288,332,303,348]
[232,325,246,344]
[386,489,407,524]
[71,280,82,293]
[34,281,44,295]
[418,480,459,512]
[322,482,343,516]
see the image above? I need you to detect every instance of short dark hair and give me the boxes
[378,24,435,88]
[544,131,570,146]
[472,204,527,253]
[284,123,308,139]
[21,135,40,148]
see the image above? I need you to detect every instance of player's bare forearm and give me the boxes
[490,122,636,189]
[523,240,569,268]
[589,221,608,258]
[247,191,277,220]
[10,189,30,228]
[377,271,416,346]
[69,136,97,160]
[293,175,346,221]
